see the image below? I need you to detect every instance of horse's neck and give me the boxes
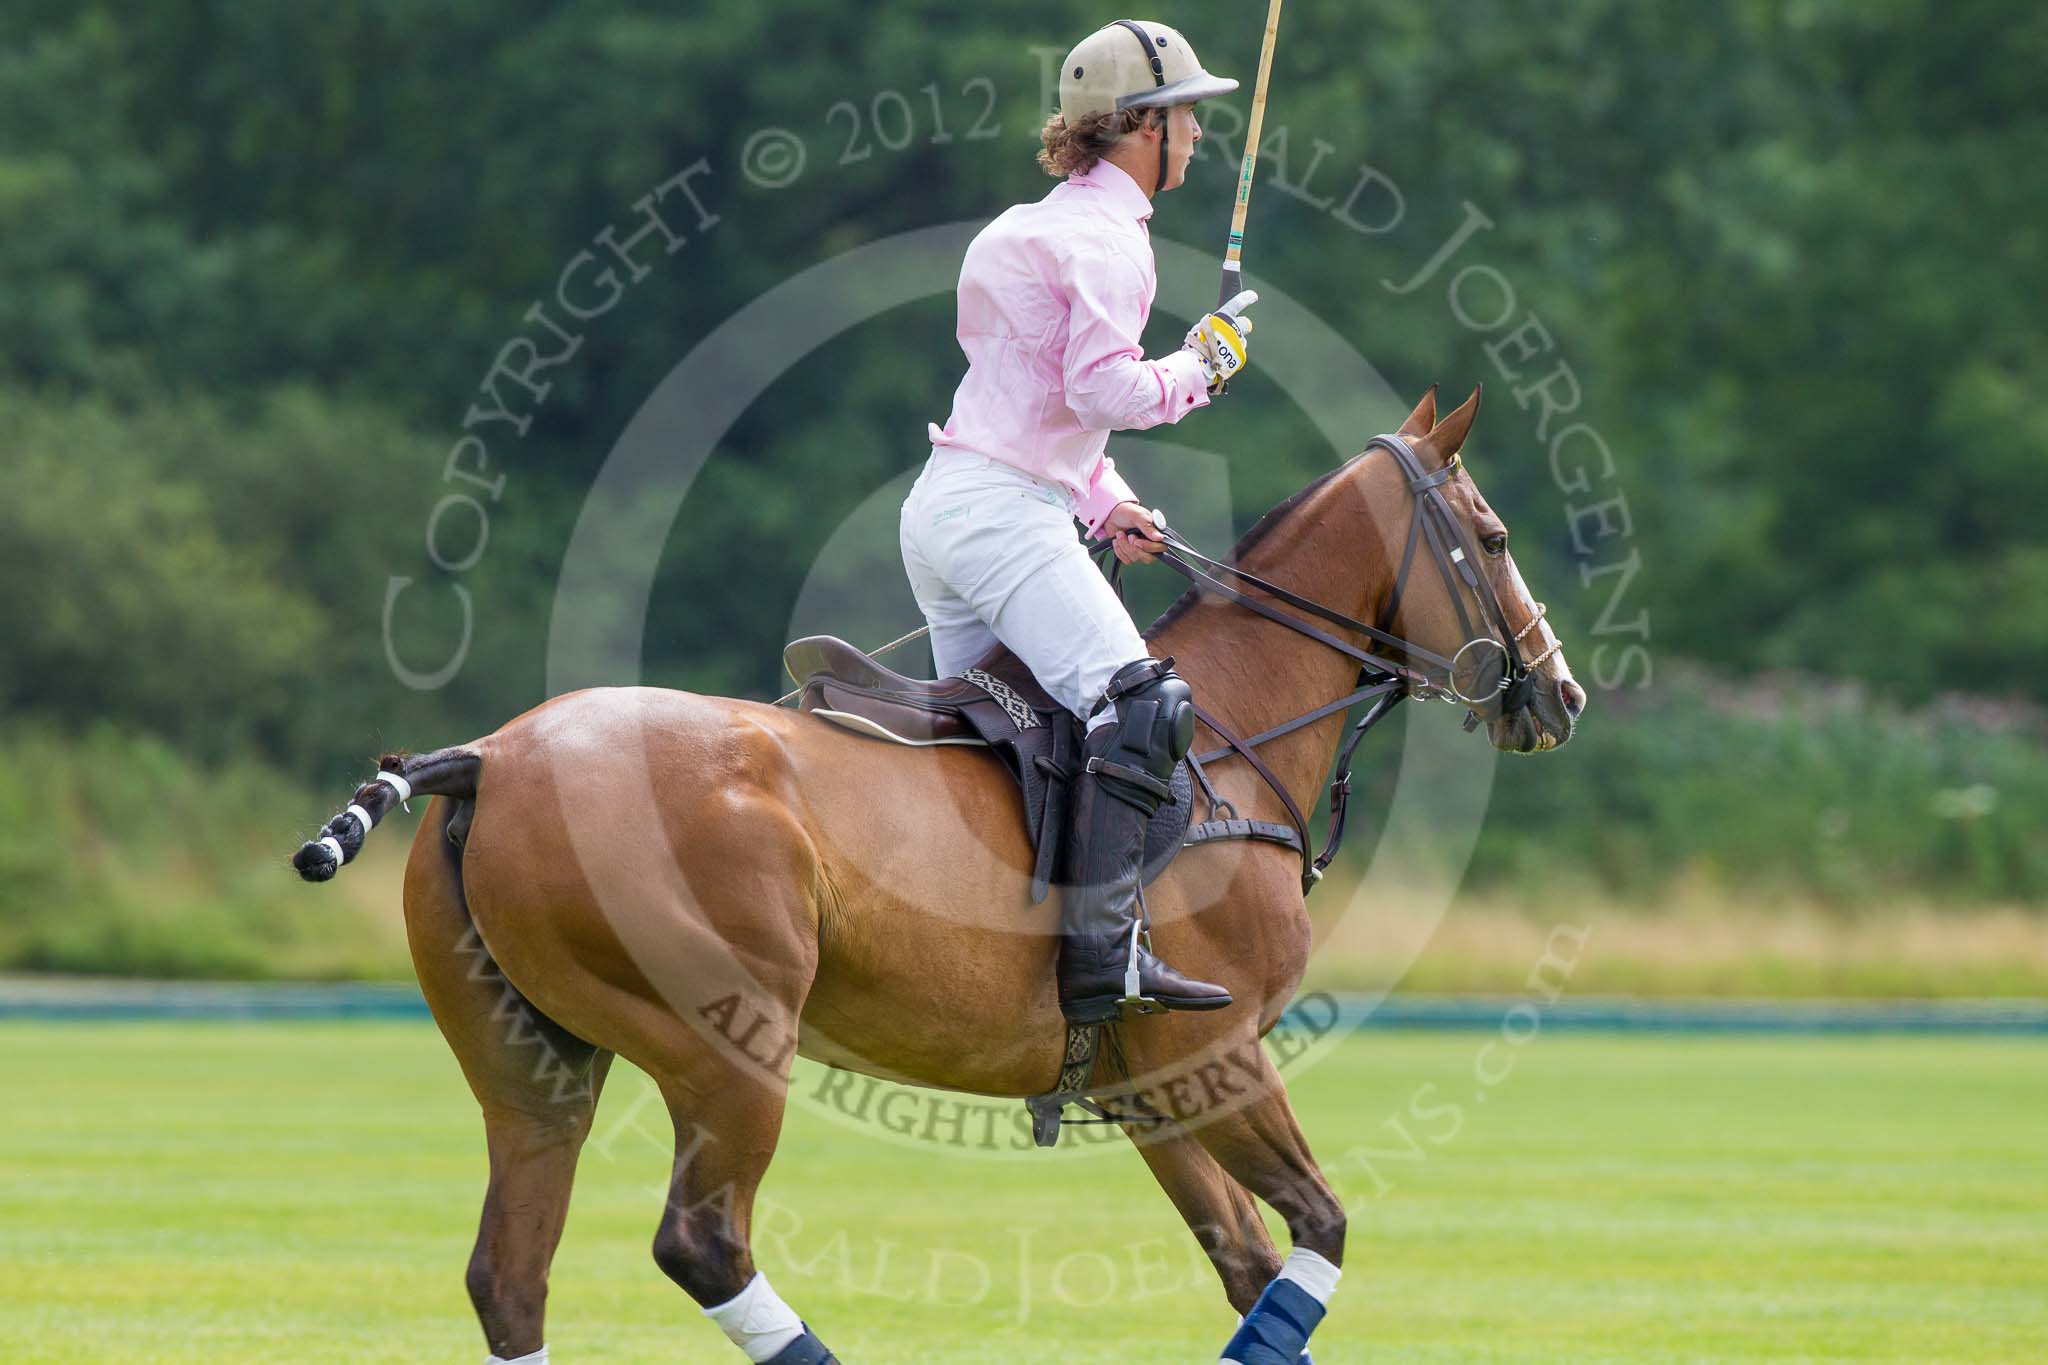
[1149,456,1400,822]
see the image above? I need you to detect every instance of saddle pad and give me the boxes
[1139,759,1196,886]
[809,709,987,746]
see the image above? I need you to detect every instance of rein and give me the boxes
[1099,432,1555,895]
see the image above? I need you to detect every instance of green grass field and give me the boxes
[4,1025,2044,1363]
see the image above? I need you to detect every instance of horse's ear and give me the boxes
[1421,384,1482,462]
[1396,384,1439,439]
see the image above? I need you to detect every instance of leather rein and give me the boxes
[1099,432,1558,895]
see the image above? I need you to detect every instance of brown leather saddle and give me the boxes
[782,635,1193,901]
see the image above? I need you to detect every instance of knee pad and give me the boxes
[1097,657,1195,780]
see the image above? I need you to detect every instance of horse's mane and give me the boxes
[1144,457,1356,639]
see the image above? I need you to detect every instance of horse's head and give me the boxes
[1374,386,1585,753]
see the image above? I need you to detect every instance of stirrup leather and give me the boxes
[1023,1021,1168,1148]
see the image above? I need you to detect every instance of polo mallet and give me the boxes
[1218,0,1284,309]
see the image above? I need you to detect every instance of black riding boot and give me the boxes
[1058,664,1233,1025]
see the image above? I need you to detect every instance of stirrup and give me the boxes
[1059,993,1168,1024]
[1024,1021,1168,1148]
[1115,898,1171,1016]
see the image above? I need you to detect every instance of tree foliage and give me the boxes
[1,0,2041,782]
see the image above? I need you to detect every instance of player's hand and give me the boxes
[1102,501,1167,566]
[1184,289,1257,393]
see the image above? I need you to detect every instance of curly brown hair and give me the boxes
[1036,106,1163,177]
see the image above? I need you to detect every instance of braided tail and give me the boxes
[291,746,481,883]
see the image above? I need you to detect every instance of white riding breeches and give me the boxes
[899,448,1150,725]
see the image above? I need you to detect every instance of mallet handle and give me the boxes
[1219,0,1285,308]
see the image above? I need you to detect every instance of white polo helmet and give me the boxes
[1058,20,1238,121]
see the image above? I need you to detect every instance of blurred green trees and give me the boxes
[0,1,2042,924]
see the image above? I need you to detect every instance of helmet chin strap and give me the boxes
[1111,19,1170,193]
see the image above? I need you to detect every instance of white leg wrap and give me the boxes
[486,1348,548,1364]
[702,1271,804,1362]
[1278,1247,1342,1305]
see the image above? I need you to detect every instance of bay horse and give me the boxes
[294,386,1582,1362]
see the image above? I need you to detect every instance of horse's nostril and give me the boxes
[1559,678,1587,718]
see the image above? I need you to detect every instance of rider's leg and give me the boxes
[1054,656,1233,1021]
[901,468,1231,1020]
[985,541,1233,1022]
[977,511,1148,726]
[902,454,1129,700]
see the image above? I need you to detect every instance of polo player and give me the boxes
[900,20,1254,1024]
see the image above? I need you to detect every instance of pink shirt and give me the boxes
[927,158,1213,537]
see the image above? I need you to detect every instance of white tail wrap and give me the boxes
[345,803,375,837]
[374,770,413,807]
[317,836,346,866]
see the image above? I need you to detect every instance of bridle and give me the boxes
[1097,432,1562,894]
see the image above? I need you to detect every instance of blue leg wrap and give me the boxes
[761,1325,837,1364]
[1219,1278,1325,1365]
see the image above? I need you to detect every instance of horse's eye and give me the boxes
[1482,532,1508,556]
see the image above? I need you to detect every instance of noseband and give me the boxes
[1102,432,1561,892]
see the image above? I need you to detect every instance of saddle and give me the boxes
[782,635,1193,901]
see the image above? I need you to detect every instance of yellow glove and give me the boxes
[1184,289,1257,393]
